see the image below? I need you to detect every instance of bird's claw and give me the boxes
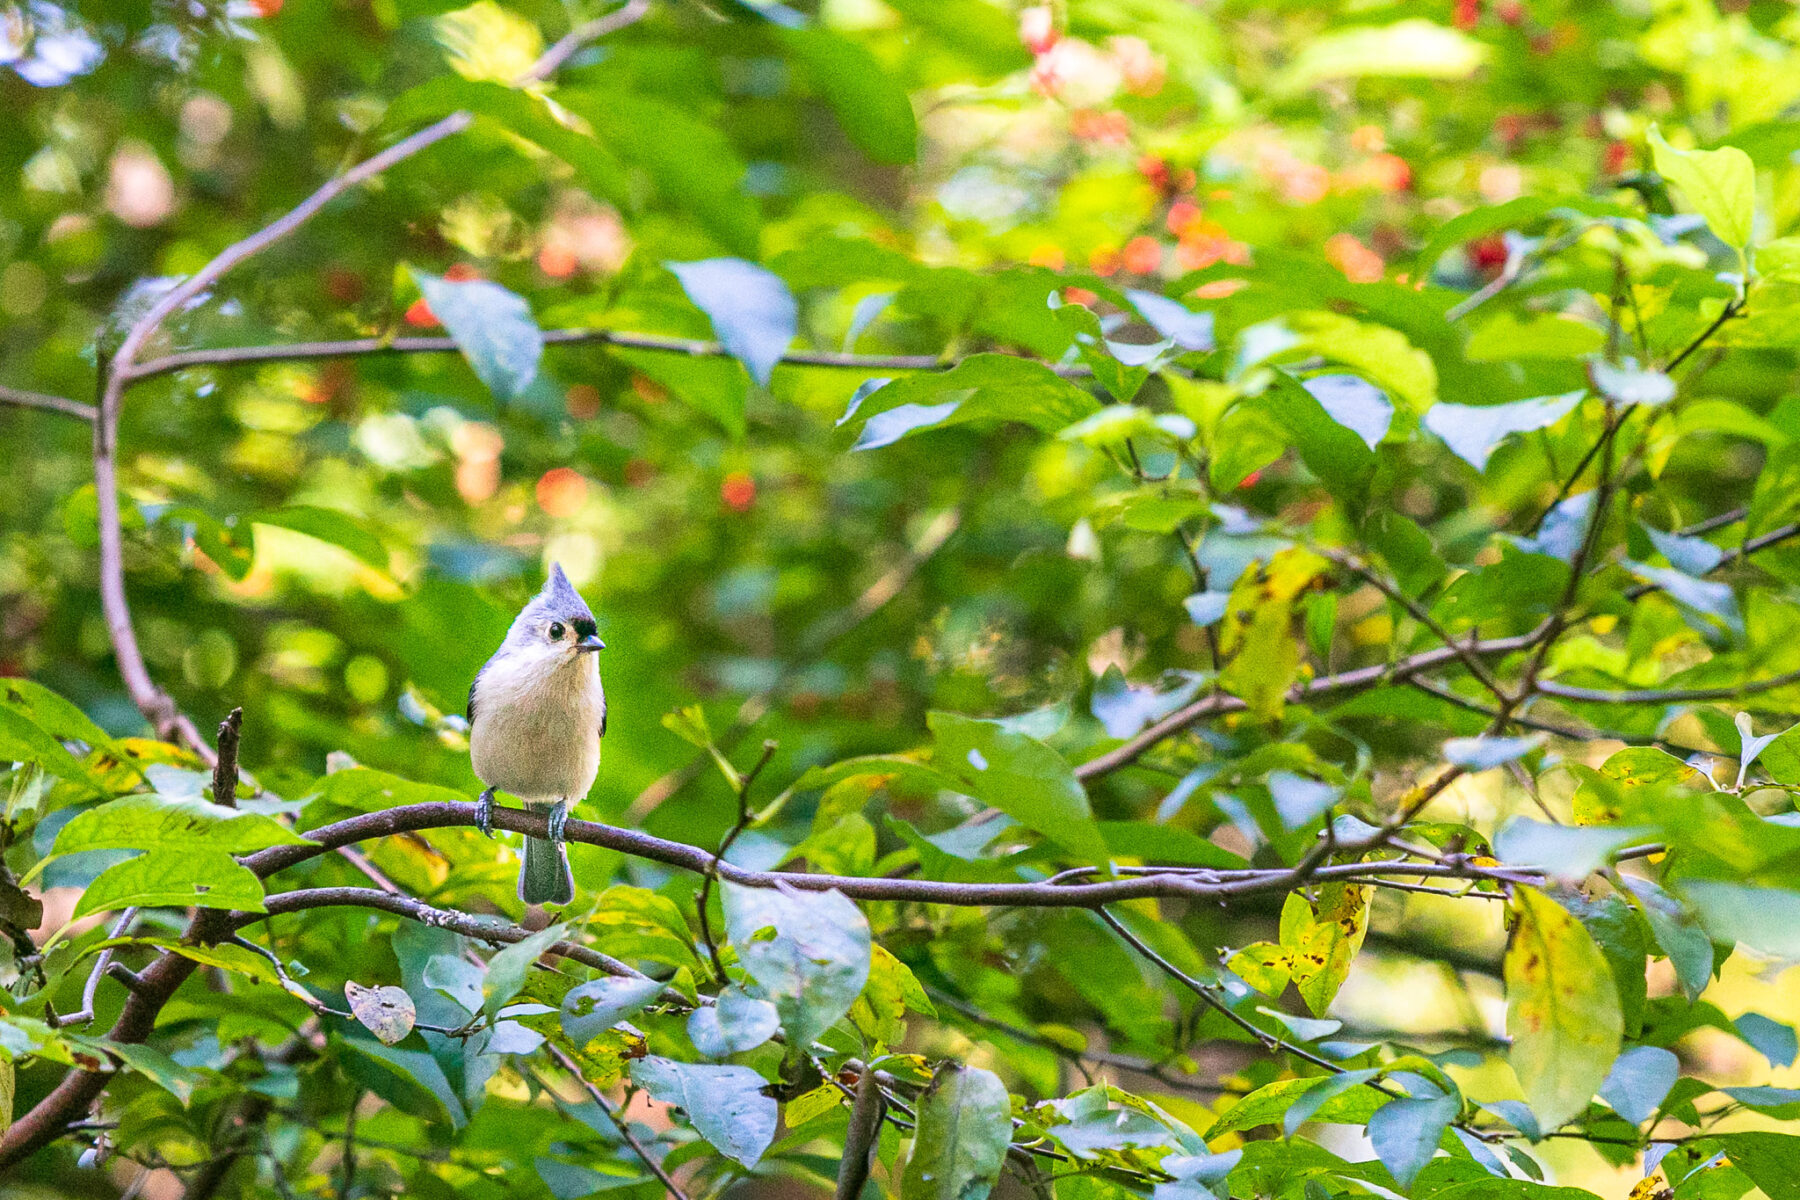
[546,799,568,845]
[475,788,495,838]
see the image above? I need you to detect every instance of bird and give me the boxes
[467,563,607,905]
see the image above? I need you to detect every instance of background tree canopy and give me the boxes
[7,0,1800,1196]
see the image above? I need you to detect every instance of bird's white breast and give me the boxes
[469,653,605,805]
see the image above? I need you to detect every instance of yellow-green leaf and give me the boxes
[1280,884,1370,1016]
[1505,886,1624,1130]
[1649,127,1755,251]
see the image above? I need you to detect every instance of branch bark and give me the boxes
[0,385,95,421]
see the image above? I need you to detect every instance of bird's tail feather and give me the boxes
[520,836,574,906]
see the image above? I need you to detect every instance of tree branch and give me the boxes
[519,0,652,84]
[1074,628,1549,781]
[125,328,1091,386]
[1534,667,1800,706]
[0,385,95,421]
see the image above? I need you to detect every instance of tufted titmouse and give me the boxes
[468,563,607,905]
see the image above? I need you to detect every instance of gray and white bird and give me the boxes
[468,563,607,905]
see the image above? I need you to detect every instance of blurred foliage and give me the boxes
[7,0,1800,1196]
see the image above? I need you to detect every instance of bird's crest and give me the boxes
[537,562,596,625]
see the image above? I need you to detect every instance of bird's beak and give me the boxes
[575,633,606,653]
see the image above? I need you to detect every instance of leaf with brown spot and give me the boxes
[1505,886,1623,1130]
[1279,884,1370,1016]
[346,981,417,1046]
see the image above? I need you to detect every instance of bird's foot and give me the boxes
[546,799,569,845]
[475,788,496,838]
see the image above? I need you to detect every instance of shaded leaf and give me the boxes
[411,269,543,401]
[902,1064,1011,1200]
[629,1056,777,1168]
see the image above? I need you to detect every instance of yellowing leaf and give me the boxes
[1227,942,1293,997]
[786,1082,846,1128]
[1280,884,1370,1016]
[1505,887,1623,1130]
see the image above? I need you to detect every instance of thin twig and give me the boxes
[126,328,1091,386]
[696,740,777,982]
[518,0,652,83]
[544,1046,693,1200]
[0,385,95,421]
[47,907,138,1029]
[1534,667,1800,705]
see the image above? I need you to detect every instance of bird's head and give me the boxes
[501,563,605,667]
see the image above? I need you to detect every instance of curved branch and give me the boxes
[1534,667,1800,706]
[0,385,95,421]
[1074,628,1548,780]
[243,800,1540,906]
[125,328,1090,385]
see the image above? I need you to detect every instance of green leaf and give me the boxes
[346,981,418,1046]
[0,707,106,796]
[0,678,119,755]
[901,1064,1012,1200]
[1277,19,1488,91]
[560,976,665,1046]
[559,89,761,258]
[249,506,386,568]
[481,922,568,1022]
[629,1056,777,1168]
[1504,887,1624,1130]
[1493,817,1653,884]
[89,1039,201,1105]
[778,29,916,165]
[411,269,543,401]
[383,76,629,209]
[846,355,1100,449]
[1368,1092,1458,1186]
[1717,1132,1800,1200]
[591,885,701,973]
[1260,371,1377,506]
[1649,127,1756,251]
[1735,1013,1798,1068]
[1423,392,1584,472]
[1465,312,1606,362]
[74,849,266,917]
[668,258,797,388]
[1302,374,1393,449]
[1623,877,1714,1002]
[1206,1075,1387,1137]
[1598,1045,1678,1124]
[53,794,313,857]
[926,712,1108,864]
[1679,880,1800,960]
[1055,303,1156,402]
[722,882,870,1048]
[688,986,781,1057]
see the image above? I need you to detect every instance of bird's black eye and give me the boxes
[548,622,566,640]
